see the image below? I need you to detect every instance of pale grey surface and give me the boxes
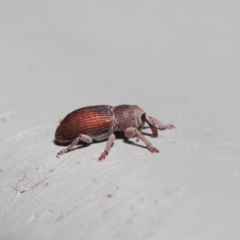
[0,1,240,240]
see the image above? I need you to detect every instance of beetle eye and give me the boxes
[141,113,146,122]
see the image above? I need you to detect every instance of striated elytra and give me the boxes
[55,105,175,160]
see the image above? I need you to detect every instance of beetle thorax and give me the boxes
[112,105,145,131]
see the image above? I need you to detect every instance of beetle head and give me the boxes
[135,106,146,127]
[135,106,158,137]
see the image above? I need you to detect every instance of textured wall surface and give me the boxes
[1,1,240,240]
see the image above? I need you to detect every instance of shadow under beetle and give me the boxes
[55,105,175,160]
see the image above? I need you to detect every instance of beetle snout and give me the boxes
[145,119,158,137]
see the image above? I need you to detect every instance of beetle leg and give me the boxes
[98,134,116,161]
[125,127,159,154]
[147,116,175,130]
[56,134,93,157]
[136,123,144,142]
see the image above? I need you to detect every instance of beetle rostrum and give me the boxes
[55,105,175,160]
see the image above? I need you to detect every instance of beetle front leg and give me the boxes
[56,134,93,158]
[136,123,145,142]
[125,127,159,154]
[98,134,116,161]
[147,116,175,130]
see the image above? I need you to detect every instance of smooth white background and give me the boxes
[0,1,240,239]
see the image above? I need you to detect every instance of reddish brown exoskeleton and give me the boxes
[55,105,175,160]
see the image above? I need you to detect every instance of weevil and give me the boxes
[55,105,175,160]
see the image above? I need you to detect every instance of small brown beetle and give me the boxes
[55,105,175,160]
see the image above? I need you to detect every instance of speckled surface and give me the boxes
[1,1,240,240]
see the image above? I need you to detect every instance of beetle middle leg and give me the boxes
[147,116,175,130]
[125,127,159,154]
[98,134,116,161]
[56,134,93,157]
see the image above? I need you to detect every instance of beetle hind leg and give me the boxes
[147,116,175,130]
[56,134,93,158]
[98,134,116,161]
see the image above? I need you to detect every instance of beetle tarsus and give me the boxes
[98,151,107,161]
[166,124,175,129]
[56,148,69,157]
[147,145,160,154]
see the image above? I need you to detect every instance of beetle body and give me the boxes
[55,104,175,160]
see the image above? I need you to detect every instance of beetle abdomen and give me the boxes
[55,105,113,142]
